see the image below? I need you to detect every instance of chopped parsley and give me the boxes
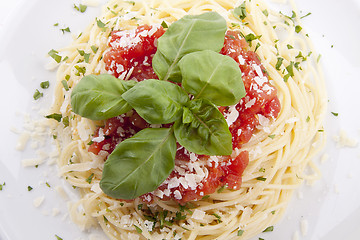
[238,229,244,236]
[0,182,5,191]
[295,25,302,33]
[96,18,107,31]
[201,195,210,200]
[306,116,310,122]
[40,81,50,89]
[60,27,71,34]
[27,186,33,191]
[268,134,275,139]
[262,9,269,17]
[33,89,43,100]
[74,3,87,13]
[91,45,99,54]
[263,226,274,232]
[61,80,69,91]
[217,184,228,193]
[212,213,222,223]
[77,49,91,63]
[45,113,62,122]
[174,211,187,221]
[86,173,94,184]
[284,61,295,82]
[74,65,86,76]
[134,224,142,233]
[233,2,247,21]
[300,12,312,19]
[317,54,322,63]
[275,57,283,70]
[55,235,63,240]
[254,42,261,52]
[244,33,261,47]
[48,49,62,63]
[62,116,70,127]
[161,21,168,28]
[46,182,51,188]
[331,112,339,116]
[256,177,267,181]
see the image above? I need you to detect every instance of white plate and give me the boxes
[0,0,359,239]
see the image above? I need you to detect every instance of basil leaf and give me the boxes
[180,50,245,106]
[122,79,189,124]
[174,99,232,155]
[100,128,176,199]
[233,3,247,20]
[71,74,136,120]
[152,12,227,82]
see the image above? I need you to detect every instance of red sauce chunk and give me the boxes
[90,25,281,204]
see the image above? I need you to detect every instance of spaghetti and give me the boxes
[48,0,327,239]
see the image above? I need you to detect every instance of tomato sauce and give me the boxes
[90,25,280,204]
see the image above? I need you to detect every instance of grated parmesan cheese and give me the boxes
[300,219,308,236]
[16,132,30,151]
[33,196,45,208]
[192,209,206,220]
[285,117,299,124]
[332,129,358,148]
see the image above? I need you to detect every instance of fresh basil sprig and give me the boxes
[70,74,136,120]
[70,12,246,200]
[100,128,176,199]
[152,12,227,82]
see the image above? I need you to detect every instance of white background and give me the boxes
[0,0,360,240]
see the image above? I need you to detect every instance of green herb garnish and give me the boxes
[256,177,267,181]
[74,4,87,13]
[45,113,62,122]
[295,25,302,33]
[134,225,142,233]
[61,80,69,91]
[71,13,246,200]
[275,57,283,70]
[212,213,222,223]
[40,81,50,89]
[233,3,247,20]
[55,235,63,240]
[86,173,94,184]
[60,27,71,34]
[268,134,275,139]
[0,182,5,191]
[161,21,168,28]
[91,45,99,54]
[48,49,62,63]
[263,226,274,232]
[33,89,43,100]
